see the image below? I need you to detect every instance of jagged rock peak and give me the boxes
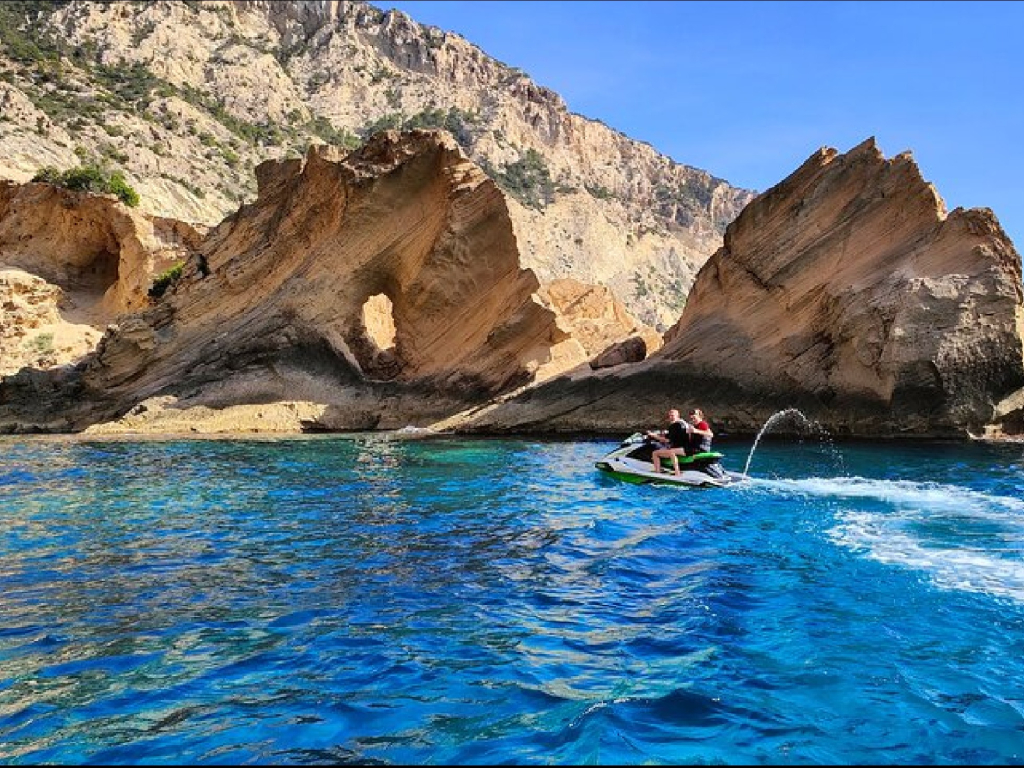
[224,1,427,45]
[247,129,479,214]
[449,137,1024,439]
[659,137,1024,435]
[728,136,942,241]
[233,0,353,29]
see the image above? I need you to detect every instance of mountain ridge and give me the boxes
[0,0,754,326]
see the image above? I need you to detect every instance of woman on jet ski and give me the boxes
[685,408,714,455]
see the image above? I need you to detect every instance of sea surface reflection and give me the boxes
[1,434,1023,763]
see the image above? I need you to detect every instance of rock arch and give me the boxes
[0,180,199,374]
[70,130,584,426]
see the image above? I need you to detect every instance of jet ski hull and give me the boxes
[595,434,746,488]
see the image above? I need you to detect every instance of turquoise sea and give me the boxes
[1,432,1023,764]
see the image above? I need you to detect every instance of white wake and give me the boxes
[748,475,1024,602]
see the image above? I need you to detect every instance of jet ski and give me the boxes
[595,432,746,488]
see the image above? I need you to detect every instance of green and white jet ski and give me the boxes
[595,432,746,488]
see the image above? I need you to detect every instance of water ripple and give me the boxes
[0,436,1023,762]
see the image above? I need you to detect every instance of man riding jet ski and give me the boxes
[595,409,744,487]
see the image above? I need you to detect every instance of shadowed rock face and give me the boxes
[0,130,584,431]
[461,138,1024,438]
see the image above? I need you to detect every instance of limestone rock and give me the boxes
[536,277,662,371]
[81,395,330,435]
[590,336,650,370]
[0,130,589,432]
[458,139,1024,438]
[0,269,72,375]
[0,180,201,375]
[659,138,1024,435]
[539,278,661,356]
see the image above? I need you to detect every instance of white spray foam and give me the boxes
[748,475,1024,602]
[750,476,1024,519]
[829,512,1024,602]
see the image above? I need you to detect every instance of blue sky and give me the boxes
[383,1,1023,250]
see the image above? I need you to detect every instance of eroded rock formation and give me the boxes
[5,135,1020,439]
[458,139,1024,438]
[662,138,1024,435]
[538,278,662,369]
[0,181,201,375]
[0,130,593,432]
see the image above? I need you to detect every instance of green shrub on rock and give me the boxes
[107,171,140,207]
[31,163,141,207]
[148,262,184,299]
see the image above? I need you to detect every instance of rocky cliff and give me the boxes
[0,130,606,433]
[456,139,1024,439]
[0,0,754,327]
[538,278,663,368]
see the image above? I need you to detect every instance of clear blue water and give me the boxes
[1,432,1024,765]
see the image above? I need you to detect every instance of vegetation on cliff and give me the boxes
[148,261,184,299]
[32,163,139,206]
